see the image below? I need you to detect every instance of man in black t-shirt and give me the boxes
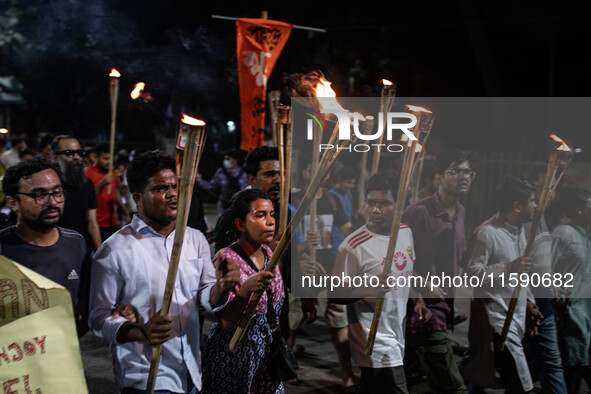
[0,157,88,335]
[52,135,101,251]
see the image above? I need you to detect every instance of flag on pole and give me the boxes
[236,18,293,151]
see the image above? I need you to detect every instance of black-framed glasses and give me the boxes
[15,190,66,205]
[445,169,475,179]
[56,149,87,158]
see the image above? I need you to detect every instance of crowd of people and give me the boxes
[0,131,590,394]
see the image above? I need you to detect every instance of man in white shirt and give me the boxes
[331,171,430,394]
[462,175,537,393]
[89,150,240,393]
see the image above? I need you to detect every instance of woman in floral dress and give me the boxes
[203,188,284,393]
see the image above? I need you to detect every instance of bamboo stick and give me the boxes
[277,104,291,237]
[308,120,321,263]
[370,80,396,176]
[145,117,207,394]
[269,90,281,147]
[108,69,120,194]
[364,106,434,355]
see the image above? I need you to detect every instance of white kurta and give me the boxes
[461,214,533,392]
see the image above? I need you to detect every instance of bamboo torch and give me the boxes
[357,115,375,209]
[277,104,292,238]
[145,114,208,394]
[108,68,121,194]
[409,142,425,203]
[269,90,281,147]
[497,133,572,351]
[364,105,434,356]
[370,79,397,175]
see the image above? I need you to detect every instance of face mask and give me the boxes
[223,159,233,169]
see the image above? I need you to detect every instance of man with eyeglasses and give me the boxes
[401,149,474,393]
[0,157,88,329]
[52,135,102,251]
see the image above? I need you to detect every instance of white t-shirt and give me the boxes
[333,224,415,368]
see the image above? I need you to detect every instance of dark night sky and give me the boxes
[4,0,591,162]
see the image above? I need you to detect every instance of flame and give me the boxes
[314,78,364,121]
[109,68,121,78]
[381,79,393,86]
[181,114,206,126]
[405,104,432,114]
[315,78,344,112]
[131,82,145,100]
[549,134,571,151]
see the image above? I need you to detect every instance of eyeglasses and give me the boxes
[15,190,66,205]
[445,169,475,179]
[56,149,87,158]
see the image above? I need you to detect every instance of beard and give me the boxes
[22,206,62,231]
[62,160,87,188]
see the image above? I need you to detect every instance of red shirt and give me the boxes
[85,165,118,227]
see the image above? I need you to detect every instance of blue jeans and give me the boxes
[525,313,567,393]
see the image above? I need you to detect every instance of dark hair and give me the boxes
[523,162,547,185]
[334,164,356,182]
[223,149,241,160]
[280,70,326,104]
[51,134,75,152]
[10,137,21,148]
[95,143,110,155]
[39,134,55,150]
[228,189,272,236]
[434,149,473,175]
[496,175,537,214]
[2,156,64,197]
[557,185,591,219]
[366,171,400,198]
[126,150,176,193]
[18,149,34,159]
[243,146,279,176]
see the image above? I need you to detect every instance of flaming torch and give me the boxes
[364,104,434,356]
[130,82,145,100]
[228,76,357,352]
[145,114,207,394]
[498,133,573,350]
[108,68,121,194]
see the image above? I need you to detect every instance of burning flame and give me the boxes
[315,77,364,121]
[131,82,145,100]
[181,114,206,126]
[109,68,121,78]
[549,134,571,151]
[405,104,432,114]
[381,79,393,86]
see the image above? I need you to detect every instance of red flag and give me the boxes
[236,18,293,151]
